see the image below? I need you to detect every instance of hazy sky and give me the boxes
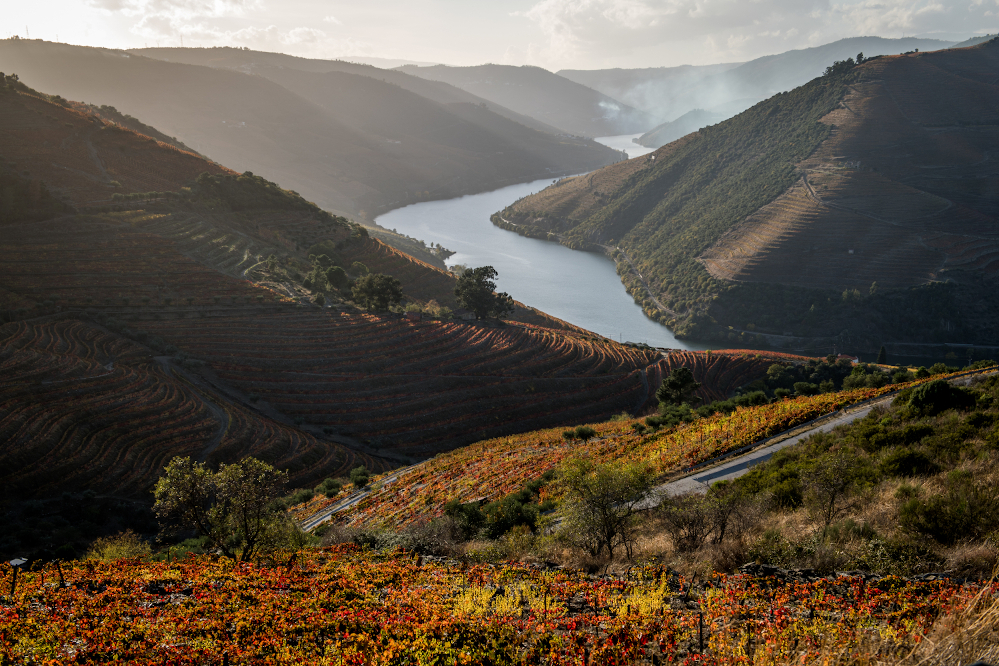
[6,0,996,70]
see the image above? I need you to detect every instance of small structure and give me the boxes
[405,311,422,322]
[454,308,476,321]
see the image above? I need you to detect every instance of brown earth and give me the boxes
[699,43,999,291]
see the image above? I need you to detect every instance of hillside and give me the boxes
[633,108,727,150]
[562,37,955,147]
[0,40,620,221]
[134,47,566,136]
[501,40,999,351]
[396,63,655,137]
[0,80,669,503]
[558,62,742,117]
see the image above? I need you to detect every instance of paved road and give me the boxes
[297,464,421,531]
[650,367,998,501]
[649,399,889,501]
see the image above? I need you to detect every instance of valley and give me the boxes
[3,26,999,666]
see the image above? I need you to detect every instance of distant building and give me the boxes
[454,308,476,321]
[405,311,422,322]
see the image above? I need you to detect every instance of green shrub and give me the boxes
[878,448,939,478]
[574,426,597,441]
[906,379,976,416]
[899,471,999,544]
[349,466,370,488]
[315,478,342,498]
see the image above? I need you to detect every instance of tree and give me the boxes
[555,459,656,560]
[350,261,369,277]
[454,266,514,320]
[326,266,349,291]
[655,366,701,406]
[352,273,402,310]
[152,457,291,561]
[803,451,861,535]
[876,345,887,364]
[349,466,370,488]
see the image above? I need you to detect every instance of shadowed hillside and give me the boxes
[502,40,999,350]
[396,63,655,137]
[134,47,565,136]
[563,37,957,149]
[0,40,620,221]
[0,81,665,512]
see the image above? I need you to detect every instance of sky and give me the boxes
[4,0,998,70]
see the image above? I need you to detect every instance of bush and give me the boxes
[878,448,939,477]
[349,466,370,488]
[906,379,976,416]
[85,530,151,561]
[315,478,342,498]
[574,426,597,441]
[899,471,999,544]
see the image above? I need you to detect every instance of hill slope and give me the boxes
[563,37,956,149]
[133,47,565,136]
[501,41,999,350]
[0,40,620,220]
[396,64,655,137]
[0,82,663,507]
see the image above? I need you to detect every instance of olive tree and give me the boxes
[454,266,514,320]
[153,456,295,561]
[352,273,402,311]
[555,459,656,560]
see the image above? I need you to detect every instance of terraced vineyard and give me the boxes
[299,380,925,529]
[138,310,663,455]
[3,548,990,665]
[0,317,359,499]
[0,82,231,208]
[650,349,809,403]
[0,215,278,309]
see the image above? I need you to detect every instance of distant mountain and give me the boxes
[395,64,656,137]
[634,109,727,149]
[500,40,999,350]
[561,37,957,146]
[134,47,565,136]
[341,56,440,68]
[557,63,742,116]
[951,34,998,48]
[0,41,620,220]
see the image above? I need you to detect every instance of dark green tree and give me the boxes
[152,457,293,561]
[876,346,887,364]
[349,466,370,488]
[454,266,514,319]
[352,273,402,311]
[655,366,701,406]
[326,266,350,291]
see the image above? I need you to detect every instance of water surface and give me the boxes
[376,141,702,349]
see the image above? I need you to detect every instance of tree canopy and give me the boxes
[152,457,292,562]
[656,366,701,406]
[352,273,402,311]
[454,266,514,320]
[555,459,656,559]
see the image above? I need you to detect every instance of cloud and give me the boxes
[518,0,999,67]
[86,0,366,55]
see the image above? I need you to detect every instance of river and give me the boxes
[375,134,705,349]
